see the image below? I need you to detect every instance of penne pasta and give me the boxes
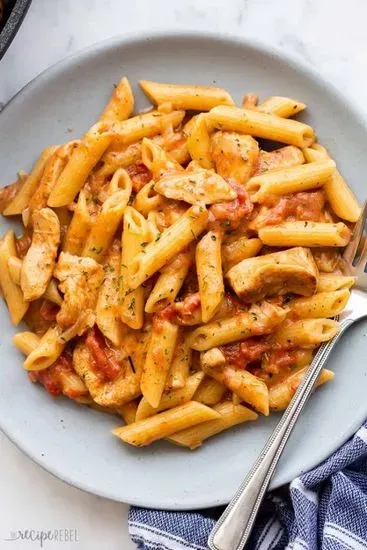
[166,334,192,390]
[24,326,65,371]
[140,316,179,408]
[96,241,126,346]
[13,331,41,356]
[28,141,79,213]
[141,137,182,179]
[259,221,351,248]
[222,237,262,272]
[288,289,350,319]
[63,191,92,255]
[145,249,193,313]
[168,400,258,449]
[135,371,204,421]
[209,106,315,148]
[140,80,235,111]
[304,144,361,222]
[128,205,208,290]
[118,207,150,329]
[0,231,29,324]
[246,159,336,202]
[273,318,339,347]
[269,367,334,411]
[186,113,213,169]
[3,146,58,216]
[201,357,269,415]
[193,376,227,406]
[188,302,287,351]
[317,274,355,293]
[112,110,185,146]
[99,77,134,122]
[257,96,306,118]
[133,180,165,215]
[82,169,132,262]
[112,401,221,447]
[196,230,224,322]
[48,122,113,207]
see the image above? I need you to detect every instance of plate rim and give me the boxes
[1,29,366,509]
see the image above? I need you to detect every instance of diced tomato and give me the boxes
[127,163,152,192]
[85,326,122,381]
[28,353,73,398]
[259,191,325,227]
[209,180,253,229]
[263,349,299,375]
[15,230,32,259]
[221,338,272,369]
[159,293,201,324]
[40,300,60,322]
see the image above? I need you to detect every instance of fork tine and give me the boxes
[356,237,367,272]
[343,200,367,265]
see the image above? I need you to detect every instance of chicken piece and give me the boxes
[227,246,319,301]
[253,146,305,176]
[54,252,104,335]
[73,341,141,407]
[154,169,236,205]
[21,208,60,301]
[211,132,259,185]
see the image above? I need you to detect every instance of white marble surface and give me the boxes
[1,0,367,548]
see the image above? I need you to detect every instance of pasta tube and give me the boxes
[112,401,221,447]
[257,96,306,117]
[24,326,65,371]
[168,401,258,449]
[99,77,134,122]
[63,191,92,255]
[140,316,179,408]
[140,80,235,111]
[259,221,351,248]
[128,205,208,290]
[3,146,58,216]
[119,207,150,329]
[246,159,336,202]
[0,231,28,324]
[13,331,41,355]
[269,367,334,411]
[112,110,185,146]
[288,289,350,319]
[145,249,193,313]
[48,122,113,207]
[135,371,204,421]
[209,106,315,148]
[96,242,126,346]
[82,169,132,262]
[196,230,224,322]
[186,113,213,169]
[188,302,287,351]
[273,318,339,347]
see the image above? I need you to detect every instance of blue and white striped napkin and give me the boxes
[129,420,367,549]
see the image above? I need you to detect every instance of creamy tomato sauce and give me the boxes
[259,191,325,227]
[85,326,123,382]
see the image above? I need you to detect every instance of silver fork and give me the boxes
[209,201,367,550]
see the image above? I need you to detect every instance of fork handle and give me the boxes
[208,318,353,550]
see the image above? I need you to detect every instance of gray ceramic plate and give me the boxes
[0,32,366,510]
